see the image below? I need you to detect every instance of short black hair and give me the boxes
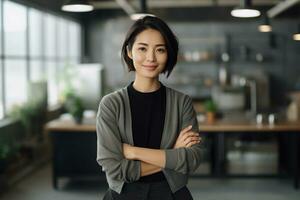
[121,16,178,78]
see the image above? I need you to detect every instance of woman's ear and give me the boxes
[127,46,132,59]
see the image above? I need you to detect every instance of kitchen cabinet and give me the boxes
[45,118,103,189]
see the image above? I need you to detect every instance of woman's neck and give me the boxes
[133,76,160,93]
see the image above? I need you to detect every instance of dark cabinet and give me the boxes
[47,120,103,189]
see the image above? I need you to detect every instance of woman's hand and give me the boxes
[173,125,201,149]
[123,143,135,160]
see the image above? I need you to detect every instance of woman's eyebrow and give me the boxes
[156,44,166,47]
[137,42,166,47]
[136,42,148,46]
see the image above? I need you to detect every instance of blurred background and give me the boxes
[0,0,300,199]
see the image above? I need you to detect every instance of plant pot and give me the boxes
[73,116,83,124]
[206,112,216,124]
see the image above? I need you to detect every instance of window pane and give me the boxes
[0,61,3,119]
[29,8,42,57]
[5,60,27,112]
[46,61,58,107]
[0,3,2,118]
[30,59,45,82]
[70,58,80,66]
[69,21,81,58]
[0,1,2,55]
[45,14,56,58]
[57,18,68,58]
[57,61,66,96]
[4,0,27,56]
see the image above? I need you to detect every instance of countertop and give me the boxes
[198,118,300,132]
[44,115,300,133]
[45,118,96,132]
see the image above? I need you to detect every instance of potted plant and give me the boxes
[64,92,84,124]
[204,99,217,123]
[9,103,37,132]
[59,64,85,124]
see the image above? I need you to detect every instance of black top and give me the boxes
[127,82,166,182]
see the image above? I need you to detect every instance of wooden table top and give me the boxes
[44,116,300,133]
[198,120,300,132]
[45,118,96,132]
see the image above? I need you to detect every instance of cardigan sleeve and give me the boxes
[164,95,205,174]
[96,95,141,182]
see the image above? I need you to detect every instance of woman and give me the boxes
[96,16,205,200]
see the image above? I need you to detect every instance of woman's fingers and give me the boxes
[183,133,201,147]
[184,135,200,144]
[179,125,193,136]
[183,132,199,142]
[174,126,200,149]
[186,136,201,147]
[186,140,200,147]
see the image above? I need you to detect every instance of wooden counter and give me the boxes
[45,117,300,190]
[45,117,300,133]
[45,118,96,132]
[199,120,300,132]
[45,118,101,189]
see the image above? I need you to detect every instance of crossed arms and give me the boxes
[123,125,201,177]
[96,95,204,182]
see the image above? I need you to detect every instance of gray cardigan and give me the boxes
[96,86,205,194]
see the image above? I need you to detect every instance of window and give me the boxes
[45,14,57,58]
[0,1,2,56]
[5,60,27,111]
[69,21,81,59]
[29,8,42,58]
[0,62,3,119]
[57,61,66,94]
[4,1,26,56]
[29,8,44,82]
[58,18,68,59]
[45,14,58,107]
[0,1,3,119]
[30,60,45,82]
[0,0,82,118]
[46,60,59,107]
[3,1,27,112]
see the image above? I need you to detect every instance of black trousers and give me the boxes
[103,180,193,200]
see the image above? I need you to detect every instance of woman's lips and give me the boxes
[142,65,158,70]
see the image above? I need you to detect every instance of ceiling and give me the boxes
[19,0,300,20]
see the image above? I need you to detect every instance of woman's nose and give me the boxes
[146,50,156,62]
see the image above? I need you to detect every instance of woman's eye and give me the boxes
[157,48,166,53]
[138,47,147,52]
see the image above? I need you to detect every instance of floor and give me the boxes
[0,163,300,200]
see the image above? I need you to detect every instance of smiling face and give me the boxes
[127,28,168,80]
